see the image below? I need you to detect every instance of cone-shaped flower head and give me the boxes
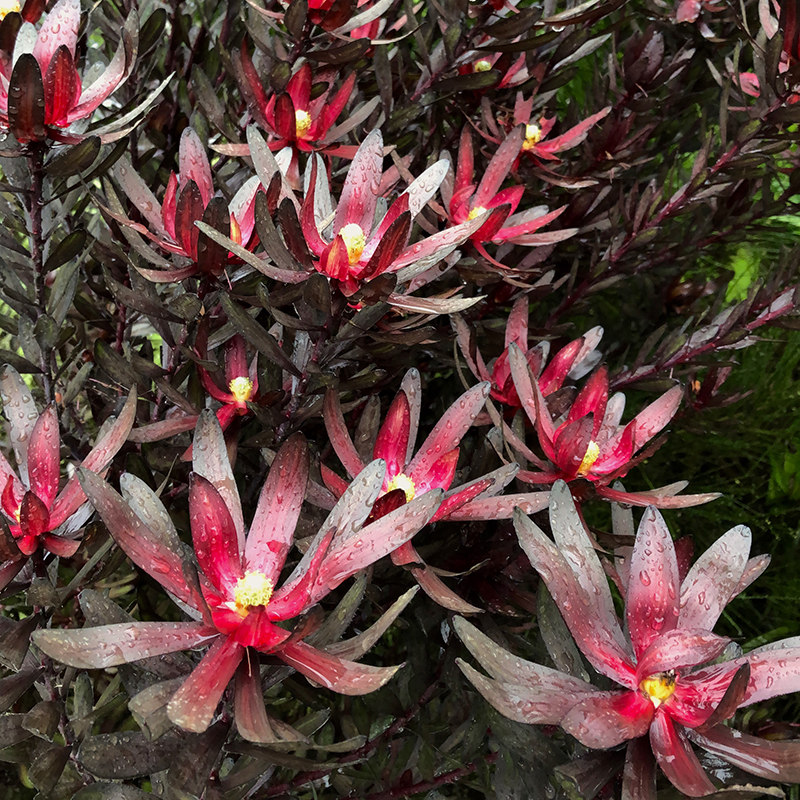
[33,412,441,736]
[456,483,800,798]
[0,0,136,142]
[0,366,135,568]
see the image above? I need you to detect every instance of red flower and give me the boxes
[0,0,135,142]
[322,371,547,612]
[454,296,603,411]
[0,367,135,582]
[444,127,571,263]
[33,412,441,736]
[508,344,717,508]
[457,483,800,798]
[111,128,262,282]
[301,130,480,294]
[127,333,259,460]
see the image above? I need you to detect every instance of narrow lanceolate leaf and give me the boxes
[316,488,442,596]
[234,661,280,743]
[514,508,636,686]
[411,565,481,614]
[76,469,202,609]
[0,364,39,484]
[192,409,245,553]
[679,524,751,631]
[323,388,367,479]
[688,724,800,781]
[280,640,402,695]
[245,434,309,584]
[408,382,490,479]
[549,481,627,652]
[626,508,680,659]
[167,636,244,733]
[32,622,217,668]
[333,129,383,233]
[27,405,60,510]
[649,712,715,797]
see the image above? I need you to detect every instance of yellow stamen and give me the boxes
[234,571,274,610]
[576,440,600,477]
[467,206,487,221]
[387,473,416,502]
[0,1,19,21]
[228,376,254,404]
[295,109,312,138]
[339,223,367,265]
[474,60,492,73]
[522,123,542,151]
[640,671,677,708]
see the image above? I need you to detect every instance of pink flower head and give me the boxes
[456,483,800,798]
[127,332,259,459]
[508,344,717,508]
[456,49,528,90]
[301,130,468,295]
[454,297,603,410]
[0,0,135,142]
[33,411,441,736]
[112,128,262,282]
[322,371,548,612]
[508,94,611,164]
[0,366,135,579]
[446,126,568,259]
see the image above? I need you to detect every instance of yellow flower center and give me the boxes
[467,206,487,221]
[640,671,677,708]
[387,472,416,502]
[295,109,312,138]
[474,59,492,72]
[228,376,254,404]
[576,440,600,477]
[0,0,19,21]
[522,123,542,151]
[339,223,367,265]
[234,571,274,610]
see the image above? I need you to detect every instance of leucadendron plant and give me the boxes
[0,0,799,795]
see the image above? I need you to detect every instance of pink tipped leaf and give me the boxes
[549,480,629,652]
[114,159,167,236]
[245,434,308,583]
[505,297,529,349]
[279,640,401,695]
[43,45,78,125]
[407,382,490,480]
[315,488,442,598]
[27,405,60,510]
[167,635,244,733]
[333,129,383,233]
[453,127,475,204]
[737,646,800,705]
[626,507,680,659]
[688,724,800,782]
[562,690,654,749]
[32,0,79,73]
[457,659,592,725]
[318,72,356,138]
[538,107,611,154]
[189,474,242,596]
[399,369,422,464]
[630,385,682,450]
[77,468,205,610]
[472,124,525,210]
[411,564,481,614]
[514,507,636,686]
[32,621,217,669]
[192,410,245,554]
[373,391,411,478]
[179,128,214,207]
[445,491,550,521]
[323,389,367,479]
[50,388,137,528]
[679,525,751,631]
[649,711,716,797]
